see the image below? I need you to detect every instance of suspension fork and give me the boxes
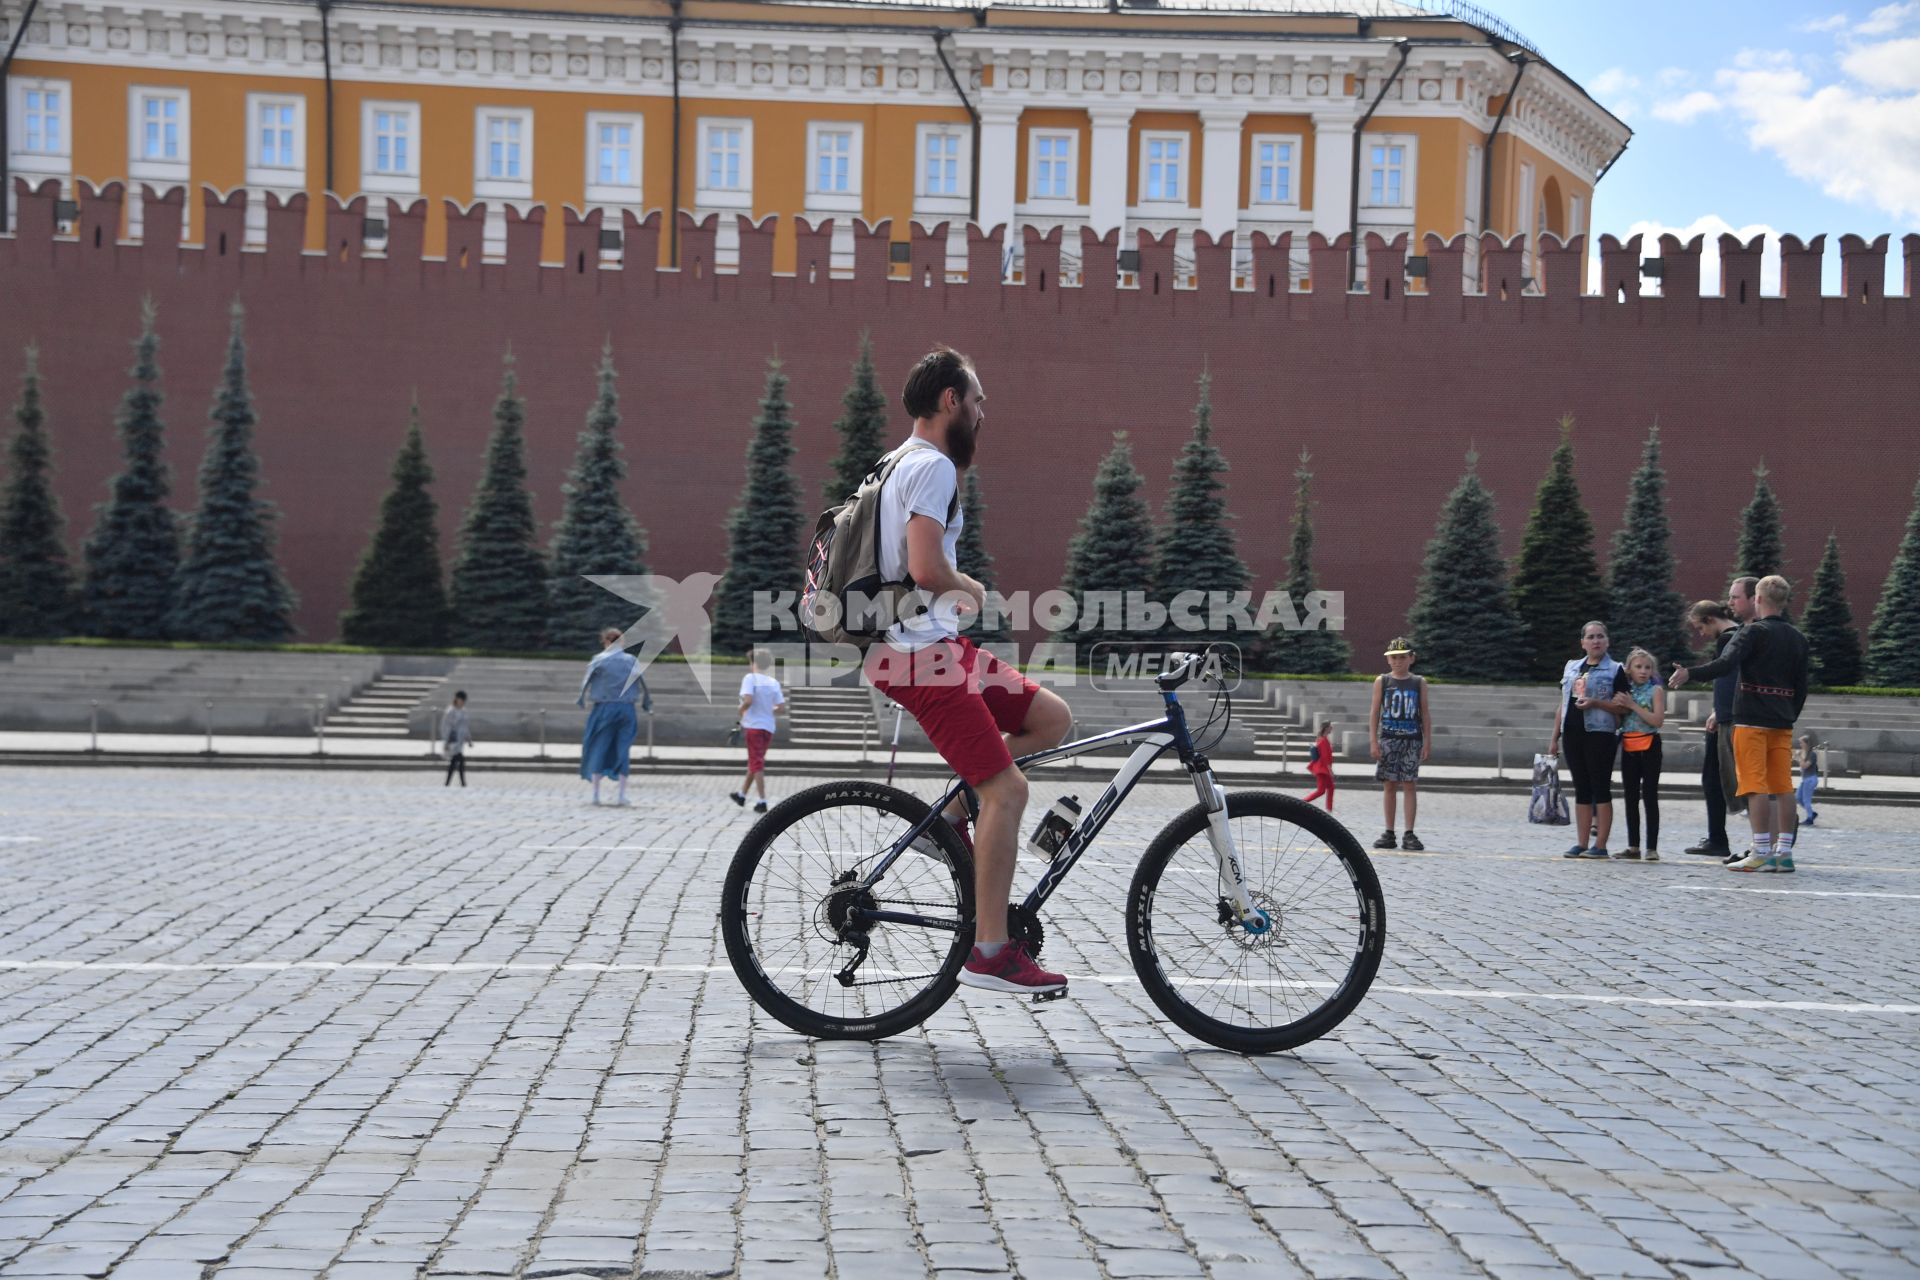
[1191,764,1265,930]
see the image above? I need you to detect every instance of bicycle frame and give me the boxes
[852,678,1264,937]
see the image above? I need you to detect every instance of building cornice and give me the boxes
[3,0,1626,178]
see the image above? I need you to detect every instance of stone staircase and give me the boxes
[1234,694,1304,763]
[322,674,445,739]
[783,684,876,751]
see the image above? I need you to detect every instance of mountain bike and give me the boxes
[720,649,1385,1054]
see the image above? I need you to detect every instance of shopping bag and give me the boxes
[1528,753,1570,825]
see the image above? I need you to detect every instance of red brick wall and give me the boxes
[5,179,1917,664]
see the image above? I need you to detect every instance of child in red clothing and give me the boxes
[1304,719,1336,811]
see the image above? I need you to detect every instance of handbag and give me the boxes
[1528,753,1570,825]
[726,723,742,747]
[1622,731,1654,753]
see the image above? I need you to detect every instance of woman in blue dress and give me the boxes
[578,626,652,806]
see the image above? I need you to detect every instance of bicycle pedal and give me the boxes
[1031,988,1068,1004]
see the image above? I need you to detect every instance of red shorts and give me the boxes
[865,637,1040,787]
[744,728,773,773]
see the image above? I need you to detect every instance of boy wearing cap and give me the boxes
[1369,638,1432,851]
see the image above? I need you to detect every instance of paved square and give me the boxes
[1,764,1917,1279]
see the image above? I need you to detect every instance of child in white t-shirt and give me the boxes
[730,648,786,813]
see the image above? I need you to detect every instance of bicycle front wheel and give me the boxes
[722,781,975,1041]
[1127,791,1384,1054]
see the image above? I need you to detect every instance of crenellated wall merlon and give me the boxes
[6,180,1919,327]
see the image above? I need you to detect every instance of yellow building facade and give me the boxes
[4,0,1627,286]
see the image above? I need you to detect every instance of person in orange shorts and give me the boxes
[1670,574,1810,873]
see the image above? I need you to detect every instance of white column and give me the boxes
[976,102,1021,234]
[1310,108,1357,239]
[1087,105,1134,238]
[1199,108,1247,240]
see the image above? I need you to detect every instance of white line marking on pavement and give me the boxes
[3,960,1915,1015]
[1667,885,1920,900]
[0,836,42,842]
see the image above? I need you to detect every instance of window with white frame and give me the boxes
[1140,132,1186,204]
[362,102,421,194]
[1365,137,1410,208]
[585,112,643,206]
[12,80,69,159]
[7,79,72,234]
[919,127,964,199]
[475,108,532,189]
[1463,144,1482,235]
[127,87,191,240]
[807,122,863,213]
[136,90,185,163]
[1568,194,1585,242]
[697,118,752,208]
[250,97,301,172]
[244,95,306,246]
[1029,131,1076,201]
[1248,134,1299,208]
[474,107,533,259]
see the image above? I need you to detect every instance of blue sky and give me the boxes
[1490,0,1920,292]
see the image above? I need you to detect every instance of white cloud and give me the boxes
[1620,215,1785,295]
[1854,1,1919,35]
[1589,67,1643,116]
[1656,66,1693,88]
[1650,91,1723,123]
[1842,35,1920,89]
[1801,13,1850,32]
[1706,29,1920,223]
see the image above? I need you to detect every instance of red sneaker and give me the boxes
[959,941,1067,996]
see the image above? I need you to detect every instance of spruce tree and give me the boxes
[169,301,298,642]
[1607,424,1689,666]
[1508,416,1609,679]
[0,345,78,637]
[712,356,805,654]
[1152,369,1249,646]
[956,467,1009,645]
[1406,451,1528,680]
[1259,449,1349,674]
[1733,460,1786,582]
[339,402,450,648]
[823,331,890,507]
[82,298,180,640]
[547,345,650,650]
[1802,532,1862,688]
[449,350,548,651]
[1062,432,1157,662]
[1866,471,1920,687]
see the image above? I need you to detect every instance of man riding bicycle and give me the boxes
[863,347,1075,997]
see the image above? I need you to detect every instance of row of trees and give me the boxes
[0,302,297,643]
[5,314,1919,685]
[1405,425,1920,686]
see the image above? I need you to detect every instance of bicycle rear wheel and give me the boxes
[722,780,975,1041]
[1126,791,1384,1054]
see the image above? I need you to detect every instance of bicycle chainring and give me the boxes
[1007,903,1045,958]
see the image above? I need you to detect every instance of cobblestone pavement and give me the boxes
[1,765,1917,1280]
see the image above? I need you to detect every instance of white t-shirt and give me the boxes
[738,672,784,732]
[876,440,963,652]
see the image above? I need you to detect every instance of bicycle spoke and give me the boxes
[1140,806,1371,1037]
[729,789,968,1032]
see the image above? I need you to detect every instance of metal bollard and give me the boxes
[645,709,655,762]
[1496,730,1504,779]
[89,700,99,753]
[538,709,547,759]
[860,713,871,764]
[1281,727,1290,775]
[204,700,214,754]
[317,700,328,756]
